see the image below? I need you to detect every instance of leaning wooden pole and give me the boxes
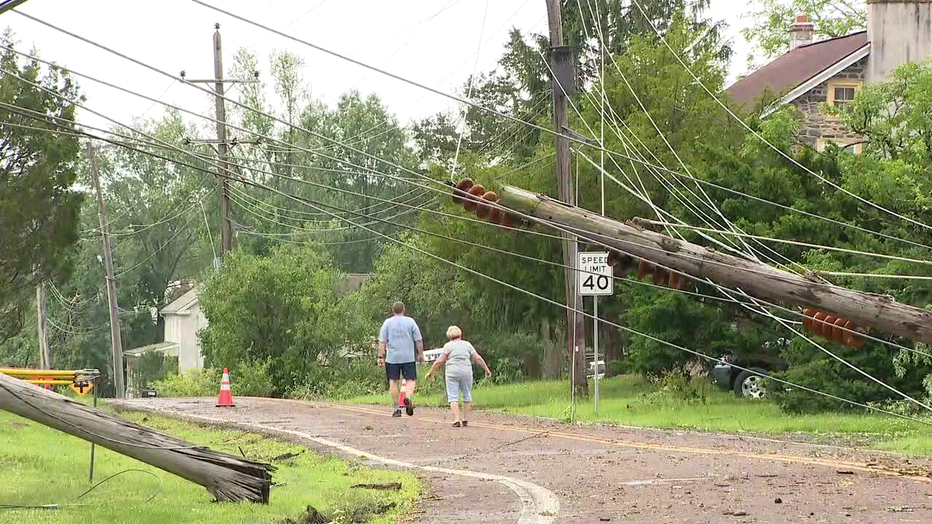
[497,185,932,346]
[0,373,273,503]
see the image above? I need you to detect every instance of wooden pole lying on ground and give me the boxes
[497,185,932,346]
[0,373,274,503]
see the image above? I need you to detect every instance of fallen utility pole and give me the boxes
[0,372,274,502]
[498,185,932,346]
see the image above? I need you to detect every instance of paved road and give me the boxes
[114,398,932,523]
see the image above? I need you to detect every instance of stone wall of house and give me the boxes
[792,57,867,147]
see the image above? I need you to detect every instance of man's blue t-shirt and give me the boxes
[379,315,422,364]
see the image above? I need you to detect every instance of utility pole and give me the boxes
[545,0,587,395]
[213,23,233,254]
[35,283,50,368]
[498,184,932,346]
[181,24,260,262]
[87,144,125,398]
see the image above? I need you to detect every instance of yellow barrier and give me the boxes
[0,368,80,379]
[24,379,75,385]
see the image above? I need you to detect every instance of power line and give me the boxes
[9,30,925,262]
[9,78,914,305]
[181,2,932,262]
[627,0,932,237]
[114,211,201,278]
[23,90,932,373]
[5,31,924,410]
[449,0,490,182]
[641,220,932,268]
[222,158,932,426]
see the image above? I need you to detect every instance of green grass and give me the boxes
[347,375,932,454]
[0,410,418,524]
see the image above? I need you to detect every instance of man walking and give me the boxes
[378,301,424,417]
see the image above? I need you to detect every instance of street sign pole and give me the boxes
[578,251,613,414]
[594,295,599,413]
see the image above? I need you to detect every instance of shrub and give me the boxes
[129,352,178,396]
[151,362,276,398]
[643,371,709,404]
[622,288,751,377]
[198,245,366,395]
[773,338,932,413]
[152,368,218,397]
[232,360,275,397]
[609,360,631,376]
[471,331,541,383]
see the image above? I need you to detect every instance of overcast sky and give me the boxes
[5,0,753,134]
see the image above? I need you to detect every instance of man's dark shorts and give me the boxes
[386,362,417,381]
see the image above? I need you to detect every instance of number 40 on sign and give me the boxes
[578,252,613,296]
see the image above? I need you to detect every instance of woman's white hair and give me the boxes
[446,325,462,340]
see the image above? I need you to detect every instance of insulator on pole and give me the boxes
[477,191,498,220]
[465,184,485,211]
[636,260,653,280]
[453,178,474,204]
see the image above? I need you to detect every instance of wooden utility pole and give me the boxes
[87,144,125,398]
[499,185,932,345]
[545,0,587,394]
[0,374,273,503]
[213,23,233,254]
[35,283,50,368]
[181,24,260,259]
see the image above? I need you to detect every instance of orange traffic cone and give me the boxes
[216,367,235,407]
[398,379,407,408]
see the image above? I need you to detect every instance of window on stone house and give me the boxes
[825,79,861,107]
[816,139,862,155]
[833,86,856,106]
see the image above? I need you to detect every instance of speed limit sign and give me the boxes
[578,252,613,296]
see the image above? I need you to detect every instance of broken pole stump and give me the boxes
[0,372,274,503]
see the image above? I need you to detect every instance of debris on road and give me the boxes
[351,482,403,491]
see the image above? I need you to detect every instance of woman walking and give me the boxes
[425,326,492,427]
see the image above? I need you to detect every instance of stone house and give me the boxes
[727,1,932,153]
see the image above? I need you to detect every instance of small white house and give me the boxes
[160,287,207,372]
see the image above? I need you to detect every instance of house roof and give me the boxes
[160,287,199,316]
[726,31,869,108]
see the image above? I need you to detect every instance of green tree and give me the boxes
[742,0,866,67]
[0,31,83,342]
[198,244,360,395]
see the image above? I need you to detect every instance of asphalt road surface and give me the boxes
[113,397,932,523]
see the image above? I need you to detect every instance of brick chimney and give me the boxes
[789,14,815,50]
[867,0,932,82]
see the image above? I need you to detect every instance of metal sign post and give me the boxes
[578,252,613,413]
[89,376,98,482]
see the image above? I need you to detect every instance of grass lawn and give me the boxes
[0,410,418,524]
[347,375,932,454]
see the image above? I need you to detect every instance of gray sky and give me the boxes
[6,0,753,134]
